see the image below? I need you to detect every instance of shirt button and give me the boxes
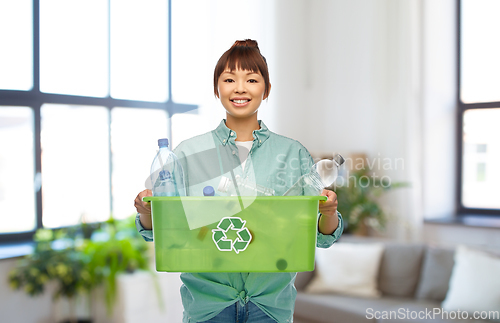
[232,151,236,155]
[259,140,262,143]
[223,139,226,143]
[230,131,234,136]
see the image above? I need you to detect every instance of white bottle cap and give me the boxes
[217,176,231,193]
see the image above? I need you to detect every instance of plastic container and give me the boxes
[150,138,186,197]
[143,195,327,272]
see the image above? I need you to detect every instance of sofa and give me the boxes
[293,235,500,323]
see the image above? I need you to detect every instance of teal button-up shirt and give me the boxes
[136,120,343,323]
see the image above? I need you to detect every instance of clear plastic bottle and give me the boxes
[150,138,186,197]
[217,175,275,196]
[283,154,345,196]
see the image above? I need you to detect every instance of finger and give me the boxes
[320,200,338,209]
[134,195,151,215]
[323,198,338,206]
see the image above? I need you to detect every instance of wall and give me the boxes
[273,0,423,240]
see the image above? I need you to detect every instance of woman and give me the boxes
[134,39,343,323]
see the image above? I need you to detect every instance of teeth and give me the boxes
[233,100,249,104]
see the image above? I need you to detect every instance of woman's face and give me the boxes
[217,68,268,120]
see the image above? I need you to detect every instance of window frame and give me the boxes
[0,0,197,243]
[455,0,500,217]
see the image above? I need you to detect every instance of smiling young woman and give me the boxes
[134,39,343,323]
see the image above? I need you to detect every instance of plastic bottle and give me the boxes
[217,175,275,196]
[283,154,345,196]
[150,138,186,197]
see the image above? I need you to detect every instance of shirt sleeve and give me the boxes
[316,210,344,248]
[135,213,153,242]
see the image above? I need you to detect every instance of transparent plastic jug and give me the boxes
[283,154,345,196]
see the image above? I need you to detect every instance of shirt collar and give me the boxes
[214,119,270,147]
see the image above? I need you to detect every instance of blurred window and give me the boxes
[0,0,196,243]
[461,109,500,209]
[40,104,110,227]
[0,0,33,91]
[458,0,500,214]
[110,0,168,102]
[40,0,108,97]
[0,0,273,242]
[0,107,36,234]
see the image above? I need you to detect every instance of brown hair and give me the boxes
[213,39,270,99]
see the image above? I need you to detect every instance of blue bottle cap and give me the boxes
[158,138,169,148]
[203,185,215,196]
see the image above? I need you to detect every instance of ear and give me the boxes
[263,83,271,100]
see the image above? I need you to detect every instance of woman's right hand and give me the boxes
[134,189,152,216]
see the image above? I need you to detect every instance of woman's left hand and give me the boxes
[318,189,338,217]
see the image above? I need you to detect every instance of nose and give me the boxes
[234,81,246,93]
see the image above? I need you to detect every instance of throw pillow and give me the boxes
[442,245,500,316]
[305,243,384,298]
[377,243,425,297]
[415,247,455,301]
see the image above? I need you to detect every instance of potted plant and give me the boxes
[8,228,93,323]
[332,168,408,235]
[8,215,153,323]
[81,216,152,315]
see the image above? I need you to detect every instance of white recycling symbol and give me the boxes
[212,217,252,254]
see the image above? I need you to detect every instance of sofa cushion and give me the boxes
[378,243,425,297]
[294,270,314,292]
[442,245,500,320]
[415,247,454,302]
[294,292,413,323]
[305,243,384,297]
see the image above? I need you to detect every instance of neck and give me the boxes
[225,114,260,141]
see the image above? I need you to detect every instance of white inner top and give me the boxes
[235,141,253,171]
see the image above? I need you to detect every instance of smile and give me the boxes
[230,99,251,107]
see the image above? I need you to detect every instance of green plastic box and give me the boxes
[143,195,326,273]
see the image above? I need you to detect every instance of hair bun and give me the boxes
[231,39,259,49]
